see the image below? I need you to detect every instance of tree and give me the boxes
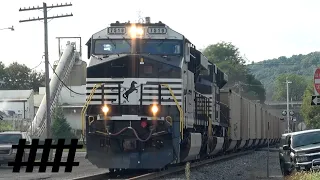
[29,70,45,92]
[273,74,308,101]
[3,62,31,89]
[203,41,266,103]
[248,51,320,101]
[244,74,266,103]
[202,42,245,64]
[0,62,45,92]
[301,80,320,128]
[51,105,76,142]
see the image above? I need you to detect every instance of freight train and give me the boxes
[83,17,284,172]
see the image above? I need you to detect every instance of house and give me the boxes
[0,90,34,121]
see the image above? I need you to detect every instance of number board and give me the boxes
[107,27,126,34]
[147,27,167,34]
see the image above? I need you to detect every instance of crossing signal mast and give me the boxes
[19,3,73,140]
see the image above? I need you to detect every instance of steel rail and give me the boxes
[73,150,255,180]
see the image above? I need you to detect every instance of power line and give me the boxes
[30,61,43,70]
[48,61,86,96]
[19,2,73,145]
[239,82,265,87]
[247,62,319,66]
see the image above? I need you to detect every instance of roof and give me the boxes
[291,129,320,136]
[61,104,84,108]
[281,132,292,137]
[0,90,33,101]
[0,131,24,134]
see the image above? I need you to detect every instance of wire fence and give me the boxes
[0,119,32,132]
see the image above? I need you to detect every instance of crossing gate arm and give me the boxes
[160,84,184,140]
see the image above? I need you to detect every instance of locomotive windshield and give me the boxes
[94,39,182,56]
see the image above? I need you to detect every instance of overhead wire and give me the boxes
[246,62,319,66]
[30,61,43,70]
[48,61,86,96]
[239,82,265,87]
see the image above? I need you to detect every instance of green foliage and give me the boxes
[301,80,320,128]
[289,171,320,180]
[273,74,308,101]
[248,52,320,101]
[0,121,14,131]
[0,62,45,92]
[203,41,266,103]
[203,42,245,64]
[51,105,76,141]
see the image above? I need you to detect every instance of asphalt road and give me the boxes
[0,152,109,180]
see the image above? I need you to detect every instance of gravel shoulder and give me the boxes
[156,150,283,180]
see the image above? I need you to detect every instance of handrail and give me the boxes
[160,84,184,140]
[207,105,212,138]
[81,83,102,139]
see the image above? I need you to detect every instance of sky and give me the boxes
[1,0,320,74]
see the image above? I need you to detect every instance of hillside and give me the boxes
[247,52,320,101]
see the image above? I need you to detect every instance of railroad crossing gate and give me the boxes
[312,68,320,106]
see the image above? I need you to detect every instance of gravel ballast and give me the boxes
[155,150,283,180]
[1,150,283,180]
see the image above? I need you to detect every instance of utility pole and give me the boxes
[286,77,292,133]
[19,3,73,140]
[267,121,270,178]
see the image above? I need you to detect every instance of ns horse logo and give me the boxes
[122,81,138,102]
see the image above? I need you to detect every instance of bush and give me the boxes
[51,105,76,143]
[0,121,13,131]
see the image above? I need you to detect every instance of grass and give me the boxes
[286,171,320,180]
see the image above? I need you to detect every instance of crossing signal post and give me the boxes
[281,110,295,133]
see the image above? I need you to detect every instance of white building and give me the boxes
[35,85,86,131]
[32,59,88,132]
[0,90,34,120]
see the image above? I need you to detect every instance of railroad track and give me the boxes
[73,149,256,180]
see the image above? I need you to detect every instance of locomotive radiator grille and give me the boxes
[86,78,183,106]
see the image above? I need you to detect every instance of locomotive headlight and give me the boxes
[151,105,159,114]
[102,105,109,113]
[129,25,144,38]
